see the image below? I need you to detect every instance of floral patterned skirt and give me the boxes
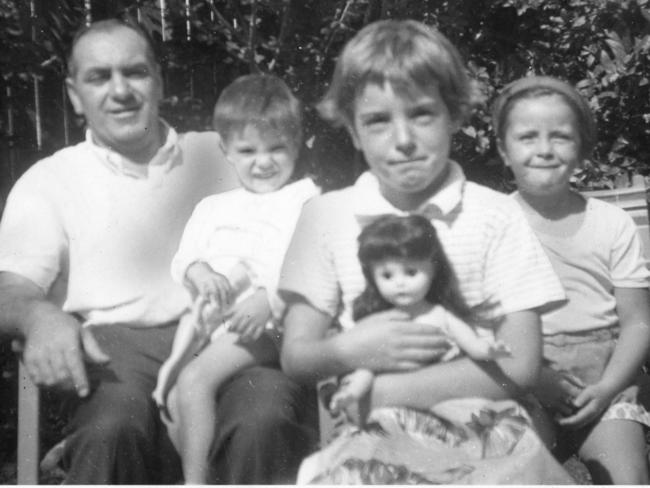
[298,398,575,485]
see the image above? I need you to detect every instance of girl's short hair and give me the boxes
[213,74,303,147]
[352,214,475,322]
[492,76,597,160]
[318,19,474,128]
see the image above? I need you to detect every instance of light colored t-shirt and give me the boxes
[515,195,650,335]
[170,177,320,319]
[0,126,240,327]
[279,162,565,331]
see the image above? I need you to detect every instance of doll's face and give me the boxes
[372,258,434,308]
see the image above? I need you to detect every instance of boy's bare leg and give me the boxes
[172,331,277,484]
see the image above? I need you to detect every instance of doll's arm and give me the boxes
[329,368,375,415]
[444,310,511,360]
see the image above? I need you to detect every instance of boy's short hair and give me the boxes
[318,20,474,128]
[213,74,303,146]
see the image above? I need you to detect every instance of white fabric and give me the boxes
[516,195,650,335]
[171,178,319,319]
[0,127,240,327]
[279,162,565,331]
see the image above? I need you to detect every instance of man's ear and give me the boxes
[65,77,84,116]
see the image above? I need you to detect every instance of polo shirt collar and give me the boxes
[352,160,465,223]
[85,120,180,177]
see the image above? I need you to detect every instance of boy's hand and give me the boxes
[185,261,233,310]
[227,288,271,342]
[341,309,451,372]
[557,381,617,429]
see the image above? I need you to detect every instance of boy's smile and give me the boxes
[350,82,457,210]
[225,125,298,194]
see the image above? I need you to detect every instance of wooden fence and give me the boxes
[0,0,229,207]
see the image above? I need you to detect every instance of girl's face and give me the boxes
[498,94,581,197]
[350,82,457,210]
[372,258,434,309]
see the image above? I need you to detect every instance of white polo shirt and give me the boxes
[0,126,240,327]
[279,162,565,331]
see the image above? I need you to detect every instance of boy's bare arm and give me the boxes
[370,310,542,410]
[281,298,451,384]
[0,271,109,397]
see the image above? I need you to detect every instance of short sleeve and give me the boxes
[278,197,340,317]
[0,172,67,293]
[609,207,649,287]
[483,207,565,314]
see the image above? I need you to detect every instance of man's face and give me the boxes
[66,26,163,161]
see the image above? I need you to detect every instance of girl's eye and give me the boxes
[85,70,109,84]
[237,148,255,155]
[405,268,418,277]
[362,114,390,129]
[381,271,393,280]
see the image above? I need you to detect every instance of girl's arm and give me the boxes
[280,297,451,384]
[369,310,542,410]
[560,287,650,428]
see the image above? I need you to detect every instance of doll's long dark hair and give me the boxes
[352,214,478,323]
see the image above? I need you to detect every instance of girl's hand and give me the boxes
[558,381,617,429]
[340,309,451,372]
[227,289,271,342]
[535,367,585,418]
[185,261,233,310]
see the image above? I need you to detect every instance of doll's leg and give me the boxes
[577,419,648,484]
[329,368,374,414]
[173,331,277,484]
[153,311,203,411]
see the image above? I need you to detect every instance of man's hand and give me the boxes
[339,309,452,373]
[227,288,272,342]
[185,261,233,310]
[21,311,110,397]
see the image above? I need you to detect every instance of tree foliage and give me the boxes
[1,0,650,190]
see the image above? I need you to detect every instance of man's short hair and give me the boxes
[67,19,159,78]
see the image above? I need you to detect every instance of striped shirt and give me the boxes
[279,162,564,331]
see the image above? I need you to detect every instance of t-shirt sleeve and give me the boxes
[0,172,67,293]
[278,196,340,318]
[608,204,650,287]
[483,206,566,315]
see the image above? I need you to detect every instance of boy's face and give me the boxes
[349,82,457,210]
[224,125,298,194]
[498,94,581,198]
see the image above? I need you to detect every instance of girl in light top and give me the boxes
[330,214,509,413]
[153,74,319,484]
[495,75,650,484]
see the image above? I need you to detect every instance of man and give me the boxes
[0,19,316,484]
